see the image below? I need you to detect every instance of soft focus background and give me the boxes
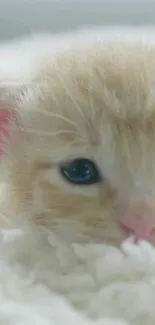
[0,0,155,40]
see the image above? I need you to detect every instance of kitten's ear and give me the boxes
[0,86,19,155]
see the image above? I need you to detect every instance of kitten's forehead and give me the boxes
[28,42,155,153]
[38,42,155,124]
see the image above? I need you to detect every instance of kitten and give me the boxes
[1,27,155,245]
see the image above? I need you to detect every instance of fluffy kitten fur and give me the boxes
[1,27,155,245]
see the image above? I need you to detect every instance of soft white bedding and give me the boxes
[0,227,154,325]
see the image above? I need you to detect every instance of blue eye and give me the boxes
[60,158,101,185]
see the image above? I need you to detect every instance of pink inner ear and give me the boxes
[0,109,11,125]
[0,107,17,156]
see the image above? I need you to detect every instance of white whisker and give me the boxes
[22,110,80,130]
[19,127,79,137]
[63,86,86,121]
[54,70,87,123]
[0,211,14,226]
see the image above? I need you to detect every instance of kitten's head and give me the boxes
[2,42,155,245]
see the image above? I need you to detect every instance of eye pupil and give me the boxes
[60,158,101,185]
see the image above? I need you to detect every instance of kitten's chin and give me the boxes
[52,227,130,247]
[39,219,155,247]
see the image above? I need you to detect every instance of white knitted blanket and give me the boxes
[0,227,154,325]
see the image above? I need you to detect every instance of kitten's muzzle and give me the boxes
[120,201,155,241]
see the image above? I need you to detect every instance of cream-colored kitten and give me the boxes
[1,27,155,245]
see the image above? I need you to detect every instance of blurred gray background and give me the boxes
[0,0,155,40]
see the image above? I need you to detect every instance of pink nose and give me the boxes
[120,202,155,241]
